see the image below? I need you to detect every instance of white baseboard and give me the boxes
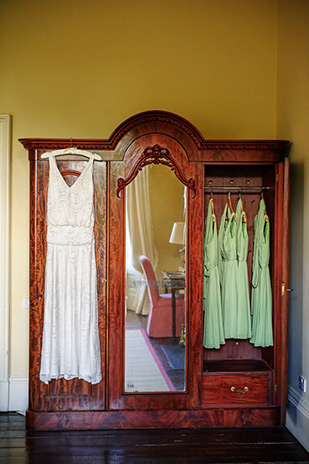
[286,385,309,453]
[0,381,9,411]
[8,375,28,412]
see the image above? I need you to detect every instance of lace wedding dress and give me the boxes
[39,154,102,384]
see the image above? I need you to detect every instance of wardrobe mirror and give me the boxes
[125,164,186,393]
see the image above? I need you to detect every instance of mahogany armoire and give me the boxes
[20,111,290,431]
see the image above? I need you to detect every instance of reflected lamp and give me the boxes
[169,222,185,264]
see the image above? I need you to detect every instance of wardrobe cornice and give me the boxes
[19,111,290,162]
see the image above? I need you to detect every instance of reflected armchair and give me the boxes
[139,255,185,338]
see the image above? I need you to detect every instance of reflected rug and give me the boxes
[125,329,175,392]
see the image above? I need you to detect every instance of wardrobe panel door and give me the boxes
[278,157,290,423]
[107,134,204,411]
[29,157,106,412]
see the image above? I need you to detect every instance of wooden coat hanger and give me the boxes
[261,191,269,223]
[210,190,215,222]
[41,147,102,179]
[227,192,236,221]
[239,189,247,223]
[41,147,102,161]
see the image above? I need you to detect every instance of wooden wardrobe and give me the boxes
[20,111,290,430]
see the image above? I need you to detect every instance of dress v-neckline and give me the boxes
[51,154,93,190]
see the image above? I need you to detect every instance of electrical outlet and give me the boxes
[299,376,306,392]
[24,297,29,309]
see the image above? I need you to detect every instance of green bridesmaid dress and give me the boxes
[250,198,273,347]
[235,198,252,339]
[218,201,238,339]
[203,199,225,349]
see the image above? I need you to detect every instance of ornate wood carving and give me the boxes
[116,144,196,198]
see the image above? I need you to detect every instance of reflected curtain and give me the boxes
[126,166,159,315]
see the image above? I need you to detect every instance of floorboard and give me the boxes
[1,413,309,463]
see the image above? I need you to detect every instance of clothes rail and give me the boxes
[204,186,270,191]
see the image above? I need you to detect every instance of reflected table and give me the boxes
[161,273,185,337]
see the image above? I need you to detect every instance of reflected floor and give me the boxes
[126,310,185,391]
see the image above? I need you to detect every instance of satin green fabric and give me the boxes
[235,198,252,339]
[218,202,238,339]
[203,199,225,349]
[250,198,273,347]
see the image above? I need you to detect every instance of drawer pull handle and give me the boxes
[231,386,249,395]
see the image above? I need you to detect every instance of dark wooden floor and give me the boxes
[1,413,309,464]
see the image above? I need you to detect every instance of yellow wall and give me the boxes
[277,0,309,450]
[0,0,278,375]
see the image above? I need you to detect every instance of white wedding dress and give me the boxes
[40,154,102,385]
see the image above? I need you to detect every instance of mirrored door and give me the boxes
[124,164,187,393]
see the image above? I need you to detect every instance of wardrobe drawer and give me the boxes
[201,373,269,405]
